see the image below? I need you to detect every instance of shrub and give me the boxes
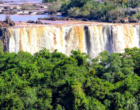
[0,40,3,54]
[90,69,96,76]
[21,4,36,10]
[106,9,125,22]
[67,7,80,17]
[48,0,62,12]
[42,0,56,3]
[89,2,114,21]
[128,14,137,20]
[135,11,140,20]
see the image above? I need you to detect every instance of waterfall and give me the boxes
[1,24,140,58]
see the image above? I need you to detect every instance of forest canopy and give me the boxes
[44,0,140,23]
[1,47,140,109]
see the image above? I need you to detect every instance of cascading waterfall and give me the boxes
[1,24,140,58]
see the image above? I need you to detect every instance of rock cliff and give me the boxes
[0,24,140,58]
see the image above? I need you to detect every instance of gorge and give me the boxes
[0,22,140,58]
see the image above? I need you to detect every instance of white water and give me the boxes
[4,25,140,58]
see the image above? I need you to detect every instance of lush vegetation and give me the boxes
[1,46,140,109]
[44,0,140,22]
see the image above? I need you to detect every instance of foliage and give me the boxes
[0,40,3,55]
[48,0,62,12]
[135,11,140,20]
[42,0,57,3]
[44,0,140,22]
[21,4,36,10]
[1,47,140,109]
[106,9,125,22]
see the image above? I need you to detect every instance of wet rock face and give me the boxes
[0,28,10,52]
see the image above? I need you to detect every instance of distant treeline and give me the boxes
[1,45,140,109]
[44,0,140,22]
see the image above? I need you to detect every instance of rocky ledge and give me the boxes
[0,16,15,27]
[26,20,50,24]
[38,17,92,21]
[0,20,15,27]
[38,17,140,23]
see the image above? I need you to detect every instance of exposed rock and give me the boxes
[0,20,15,27]
[4,16,15,26]
[1,10,17,15]
[38,17,86,21]
[9,21,15,26]
[129,19,138,23]
[36,12,42,15]
[28,12,33,15]
[26,20,35,23]
[26,20,43,24]
[49,11,57,15]
[0,1,3,4]
[38,6,44,8]
[19,13,29,15]
[13,7,17,9]
[36,21,43,24]
[82,18,88,21]
[42,10,48,13]
[0,22,2,27]
[121,17,129,23]
[4,6,11,10]
[2,22,9,27]
[44,23,50,24]
[10,9,17,12]
[38,17,62,21]
[56,12,62,16]
[113,20,119,23]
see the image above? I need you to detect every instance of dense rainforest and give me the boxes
[1,46,140,109]
[43,0,140,22]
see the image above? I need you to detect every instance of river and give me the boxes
[0,14,64,22]
[0,0,65,21]
[3,0,42,4]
